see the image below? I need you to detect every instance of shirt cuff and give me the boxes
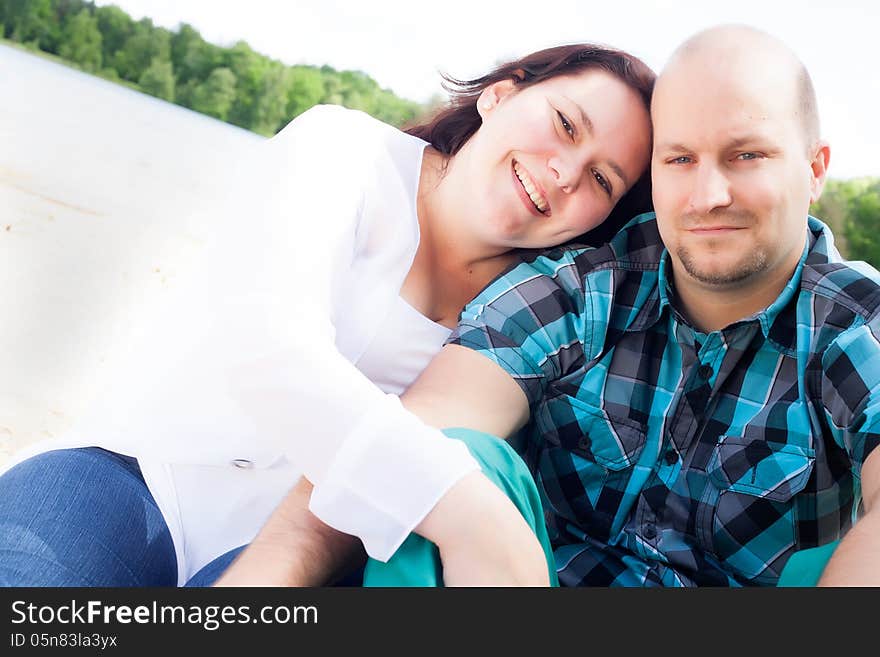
[307,393,481,562]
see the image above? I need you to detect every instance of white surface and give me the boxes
[0,44,261,464]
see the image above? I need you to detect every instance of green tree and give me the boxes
[812,179,880,257]
[3,0,56,49]
[138,56,175,101]
[339,69,379,114]
[223,40,260,128]
[58,7,102,73]
[112,18,170,83]
[94,3,133,67]
[286,66,325,119]
[372,93,422,127]
[250,62,291,135]
[842,184,880,267]
[189,66,237,120]
[171,23,220,84]
[811,178,880,267]
[319,68,345,105]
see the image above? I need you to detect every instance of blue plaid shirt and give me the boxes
[447,213,880,586]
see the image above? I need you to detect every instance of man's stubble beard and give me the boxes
[671,208,769,286]
[676,243,769,286]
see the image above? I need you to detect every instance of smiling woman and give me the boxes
[0,42,654,587]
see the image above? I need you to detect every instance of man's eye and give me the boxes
[557,111,574,138]
[737,152,762,160]
[670,156,693,165]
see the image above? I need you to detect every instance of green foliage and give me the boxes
[58,7,101,72]
[841,184,880,266]
[0,0,426,134]
[286,66,325,119]
[249,63,291,136]
[3,0,57,49]
[138,56,174,101]
[111,17,171,83]
[189,66,237,121]
[170,23,220,85]
[94,3,133,66]
[811,178,880,268]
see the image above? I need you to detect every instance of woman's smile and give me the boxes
[512,159,551,217]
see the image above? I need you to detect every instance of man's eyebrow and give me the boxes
[655,136,774,153]
[653,142,690,153]
[725,135,775,150]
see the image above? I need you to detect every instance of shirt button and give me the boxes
[698,364,714,379]
[231,459,254,469]
[664,449,677,466]
[643,524,657,540]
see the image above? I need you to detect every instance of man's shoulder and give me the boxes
[518,212,665,284]
[802,260,880,321]
[801,218,880,323]
[460,213,664,336]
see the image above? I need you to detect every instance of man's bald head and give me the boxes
[656,25,820,152]
[650,23,831,319]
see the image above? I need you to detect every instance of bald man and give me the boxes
[208,25,880,587]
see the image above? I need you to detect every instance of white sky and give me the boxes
[97,0,879,179]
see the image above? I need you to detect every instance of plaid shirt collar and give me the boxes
[626,215,832,356]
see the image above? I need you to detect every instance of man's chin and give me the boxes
[677,251,766,287]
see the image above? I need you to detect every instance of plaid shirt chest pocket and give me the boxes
[699,436,816,584]
[541,396,647,540]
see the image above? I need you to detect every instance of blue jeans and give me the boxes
[0,447,177,586]
[0,447,361,587]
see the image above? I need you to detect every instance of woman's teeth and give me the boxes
[514,162,549,214]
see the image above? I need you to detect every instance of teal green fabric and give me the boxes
[362,428,559,587]
[776,540,839,587]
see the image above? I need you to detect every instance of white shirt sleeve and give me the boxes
[225,106,480,561]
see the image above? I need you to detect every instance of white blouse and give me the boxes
[1,105,479,582]
[356,296,453,395]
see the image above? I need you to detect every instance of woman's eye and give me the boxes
[557,111,574,138]
[593,169,611,196]
[671,156,692,165]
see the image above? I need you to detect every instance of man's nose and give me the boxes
[689,164,733,213]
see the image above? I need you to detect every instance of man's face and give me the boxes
[651,59,818,292]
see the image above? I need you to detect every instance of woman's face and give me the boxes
[459,68,652,248]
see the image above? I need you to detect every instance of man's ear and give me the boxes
[808,139,831,204]
[476,76,520,119]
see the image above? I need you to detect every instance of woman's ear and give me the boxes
[476,77,519,119]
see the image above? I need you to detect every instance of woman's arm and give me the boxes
[216,344,549,587]
[404,344,548,586]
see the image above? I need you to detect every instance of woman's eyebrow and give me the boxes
[562,95,594,136]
